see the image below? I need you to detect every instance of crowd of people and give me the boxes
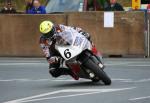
[0,0,46,14]
[25,0,46,14]
[0,1,16,13]
[0,0,150,14]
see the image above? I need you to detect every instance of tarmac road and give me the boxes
[0,58,150,103]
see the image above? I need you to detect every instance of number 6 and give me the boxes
[64,49,71,59]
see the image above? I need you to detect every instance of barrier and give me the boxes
[68,11,145,56]
[0,12,146,57]
[0,14,67,56]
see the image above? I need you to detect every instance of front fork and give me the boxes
[77,50,105,79]
[90,55,105,70]
[91,44,105,69]
[81,55,105,79]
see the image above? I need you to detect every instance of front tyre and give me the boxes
[83,58,111,85]
[91,77,100,82]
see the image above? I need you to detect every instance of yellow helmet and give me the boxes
[39,20,54,34]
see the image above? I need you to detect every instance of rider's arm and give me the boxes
[40,36,59,64]
[39,36,51,60]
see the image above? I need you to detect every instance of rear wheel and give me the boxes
[83,58,111,85]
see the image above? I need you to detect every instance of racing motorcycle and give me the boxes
[55,36,111,85]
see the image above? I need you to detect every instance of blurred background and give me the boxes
[0,0,150,57]
[0,0,130,12]
[0,0,149,13]
[0,0,47,11]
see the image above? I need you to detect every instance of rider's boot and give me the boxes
[49,67,79,80]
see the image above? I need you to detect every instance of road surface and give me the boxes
[0,58,150,103]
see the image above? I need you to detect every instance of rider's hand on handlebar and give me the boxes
[48,56,59,64]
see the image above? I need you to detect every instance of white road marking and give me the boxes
[112,78,132,81]
[0,79,89,82]
[1,78,150,83]
[52,79,78,82]
[106,63,150,67]
[122,78,150,83]
[105,62,130,66]
[3,87,136,103]
[127,64,150,67]
[0,63,46,66]
[19,92,102,103]
[129,96,150,101]
[3,90,62,103]
[0,79,50,82]
[0,78,131,82]
[0,79,75,82]
[0,61,150,67]
[0,79,30,82]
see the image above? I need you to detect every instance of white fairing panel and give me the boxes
[55,45,83,60]
[55,33,89,60]
[55,25,92,60]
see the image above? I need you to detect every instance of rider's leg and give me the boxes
[49,62,79,80]
[49,62,62,77]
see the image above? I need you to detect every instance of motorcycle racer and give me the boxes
[39,20,102,79]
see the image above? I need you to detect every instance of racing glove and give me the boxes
[47,56,60,64]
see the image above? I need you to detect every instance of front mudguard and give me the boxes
[77,50,92,64]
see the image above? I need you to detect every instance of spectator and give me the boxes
[27,0,46,14]
[105,0,124,11]
[1,2,16,13]
[87,0,109,11]
[25,0,34,13]
[147,4,150,13]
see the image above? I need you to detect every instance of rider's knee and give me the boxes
[49,61,61,77]
[49,68,61,77]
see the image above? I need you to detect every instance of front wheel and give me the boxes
[83,58,111,85]
[91,77,100,82]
